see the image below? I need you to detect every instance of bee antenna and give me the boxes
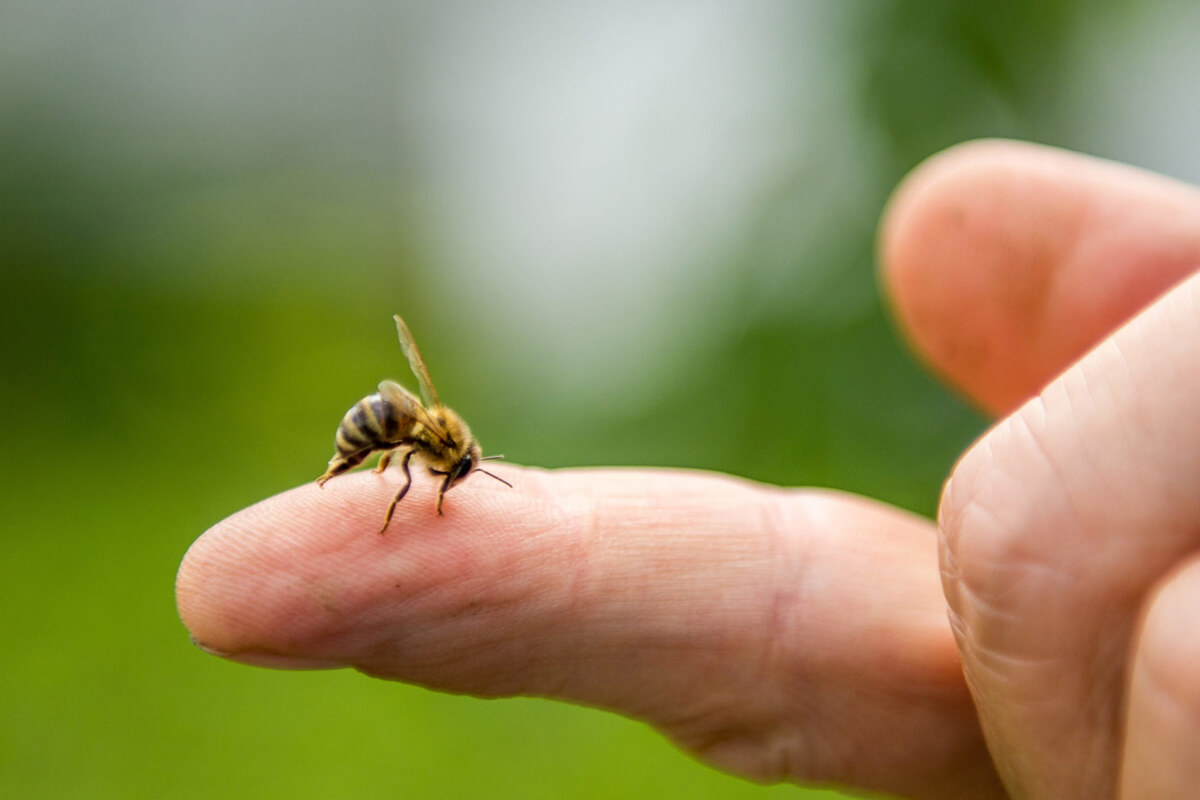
[481,454,505,461]
[478,469,513,488]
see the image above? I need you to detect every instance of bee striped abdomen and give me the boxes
[318,391,416,486]
[334,393,408,459]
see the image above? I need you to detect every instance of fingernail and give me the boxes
[191,637,346,671]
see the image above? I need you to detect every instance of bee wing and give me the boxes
[393,315,440,409]
[377,379,451,445]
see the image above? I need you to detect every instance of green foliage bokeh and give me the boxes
[0,1,1162,797]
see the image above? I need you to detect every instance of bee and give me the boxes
[317,315,511,533]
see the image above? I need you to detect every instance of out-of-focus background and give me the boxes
[3,1,1198,797]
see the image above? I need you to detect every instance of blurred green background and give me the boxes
[3,1,1196,797]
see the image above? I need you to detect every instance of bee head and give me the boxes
[449,442,482,487]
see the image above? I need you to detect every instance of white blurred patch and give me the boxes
[1057,0,1200,185]
[394,1,855,408]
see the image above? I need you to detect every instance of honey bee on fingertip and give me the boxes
[316,314,511,533]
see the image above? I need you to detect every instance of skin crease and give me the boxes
[178,140,1200,799]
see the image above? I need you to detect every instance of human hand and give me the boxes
[882,140,1200,798]
[176,140,1200,800]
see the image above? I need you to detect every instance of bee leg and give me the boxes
[317,454,361,487]
[379,450,414,534]
[432,470,454,516]
[374,449,396,473]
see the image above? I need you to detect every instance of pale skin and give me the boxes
[176,140,1200,799]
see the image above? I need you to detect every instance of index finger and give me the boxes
[176,466,1003,799]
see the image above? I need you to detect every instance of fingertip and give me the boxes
[880,139,1081,415]
[175,481,347,659]
[879,139,1031,279]
[880,139,1200,415]
[177,463,569,676]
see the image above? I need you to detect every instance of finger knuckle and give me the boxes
[939,399,1076,633]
